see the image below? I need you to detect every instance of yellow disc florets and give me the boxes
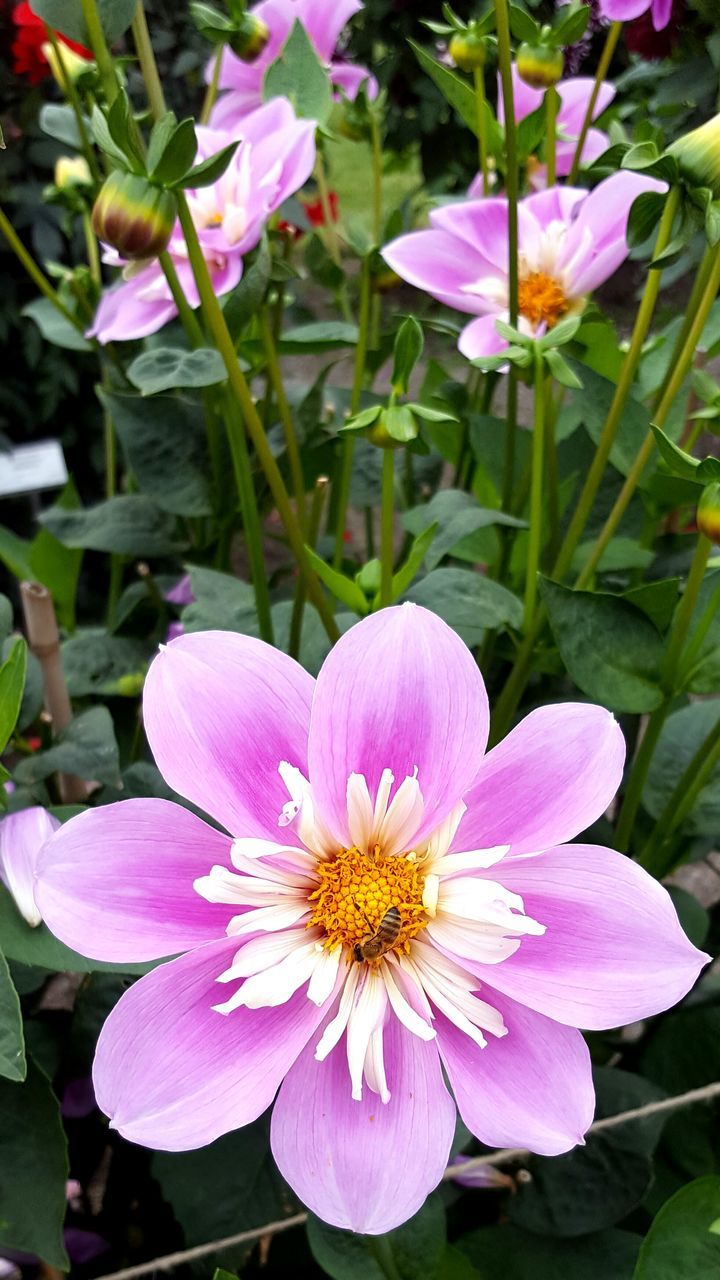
[518,271,569,329]
[308,846,429,958]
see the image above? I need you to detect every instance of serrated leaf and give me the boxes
[263,19,332,122]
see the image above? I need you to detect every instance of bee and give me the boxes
[353,905,402,963]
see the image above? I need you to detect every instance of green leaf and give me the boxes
[22,298,90,352]
[553,4,590,43]
[508,4,541,41]
[539,577,665,712]
[304,547,368,615]
[643,701,720,835]
[279,322,360,353]
[127,348,227,396]
[544,348,584,389]
[0,1060,68,1268]
[263,19,332,122]
[571,537,654,576]
[403,490,525,572]
[182,566,259,635]
[650,423,705,483]
[383,405,419,443]
[666,886,710,949]
[438,1246,482,1280]
[0,638,27,754]
[682,568,720,693]
[91,105,130,167]
[0,949,25,1082]
[409,41,501,149]
[0,526,33,580]
[307,1196,446,1280]
[223,237,272,337]
[381,522,439,606]
[179,142,240,189]
[103,391,212,518]
[30,0,136,44]
[14,706,121,788]
[0,596,11,642]
[458,1227,641,1280]
[392,317,424,395]
[623,578,680,632]
[0,884,153,975]
[29,478,83,633]
[404,567,523,644]
[627,190,667,249]
[509,1068,667,1238]
[560,363,651,477]
[633,1178,720,1279]
[150,117,198,185]
[40,495,187,556]
[39,102,87,148]
[61,630,150,698]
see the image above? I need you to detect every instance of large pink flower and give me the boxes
[89,98,315,344]
[469,65,615,194]
[599,0,672,30]
[0,806,59,926]
[35,607,707,1234]
[209,0,376,130]
[383,171,663,364]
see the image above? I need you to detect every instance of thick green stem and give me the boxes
[289,475,329,660]
[639,714,720,877]
[201,47,223,125]
[222,391,274,645]
[83,212,101,283]
[568,21,621,184]
[553,188,680,582]
[79,0,118,102]
[132,1,166,119]
[175,192,338,641]
[494,1,519,510]
[260,309,306,529]
[332,255,372,569]
[662,535,712,686]
[577,245,720,589]
[473,66,490,195]
[370,115,383,244]
[545,86,557,188]
[104,401,116,498]
[380,449,395,608]
[525,354,546,629]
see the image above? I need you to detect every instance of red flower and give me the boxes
[302,190,340,227]
[11,1,92,85]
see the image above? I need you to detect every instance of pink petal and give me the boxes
[271,1012,455,1233]
[93,935,328,1149]
[331,60,379,101]
[556,127,611,176]
[601,0,652,17]
[436,997,594,1155]
[465,843,710,1029]
[382,228,489,315]
[496,65,542,127]
[35,800,232,962]
[430,198,510,275]
[458,313,508,361]
[88,274,178,344]
[455,702,625,856]
[143,631,314,839]
[307,604,489,848]
[562,172,666,295]
[0,807,59,926]
[556,78,616,135]
[652,0,673,28]
[296,0,363,60]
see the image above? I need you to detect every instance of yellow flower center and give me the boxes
[308,846,429,960]
[518,271,568,329]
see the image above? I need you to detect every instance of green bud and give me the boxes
[697,481,720,545]
[229,12,270,60]
[516,42,564,89]
[448,30,486,72]
[368,405,418,449]
[667,113,720,199]
[91,171,177,260]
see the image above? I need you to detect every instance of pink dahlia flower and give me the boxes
[383,171,663,364]
[599,0,672,30]
[89,98,316,344]
[209,0,377,130]
[469,66,615,194]
[0,806,60,926]
[35,607,707,1234]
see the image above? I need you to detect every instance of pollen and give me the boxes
[518,271,569,329]
[308,846,429,958]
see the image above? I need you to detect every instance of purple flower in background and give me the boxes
[165,573,194,643]
[89,99,315,344]
[210,0,377,129]
[36,607,706,1234]
[0,806,59,926]
[383,171,662,364]
[599,0,672,29]
[468,66,615,192]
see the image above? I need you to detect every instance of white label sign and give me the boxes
[0,440,69,497]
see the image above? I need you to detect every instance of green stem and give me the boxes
[678,572,720,687]
[288,475,329,660]
[661,534,712,686]
[552,187,680,582]
[104,400,116,498]
[106,553,123,627]
[525,353,546,629]
[653,246,714,411]
[494,1,519,510]
[370,114,383,244]
[614,703,670,853]
[260,309,306,529]
[174,192,339,641]
[158,251,205,345]
[0,206,85,332]
[222,391,274,645]
[380,449,395,608]
[576,244,720,589]
[639,713,720,877]
[545,86,557,188]
[367,1237,402,1280]
[79,0,118,103]
[332,254,372,569]
[314,149,342,267]
[473,66,490,195]
[544,380,560,564]
[83,212,101,283]
[132,1,166,119]
[568,21,621,184]
[44,25,101,180]
[201,47,223,125]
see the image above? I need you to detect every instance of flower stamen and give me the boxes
[518,270,568,328]
[308,845,429,959]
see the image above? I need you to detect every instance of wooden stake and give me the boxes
[20,582,88,803]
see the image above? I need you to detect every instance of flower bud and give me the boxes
[229,12,270,61]
[667,113,720,199]
[448,30,486,72]
[697,481,720,544]
[55,156,92,190]
[516,42,564,89]
[92,172,177,260]
[41,39,92,86]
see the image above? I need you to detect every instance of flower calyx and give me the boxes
[190,1,270,62]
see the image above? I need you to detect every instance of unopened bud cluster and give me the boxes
[92,172,177,261]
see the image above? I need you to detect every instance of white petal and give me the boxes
[382,959,436,1042]
[432,846,510,878]
[427,916,522,965]
[378,771,424,857]
[346,971,388,1101]
[423,874,440,918]
[216,928,311,981]
[315,965,360,1060]
[194,865,306,905]
[346,773,374,851]
[307,944,343,1006]
[214,942,318,1013]
[227,901,311,935]
[421,801,467,862]
[363,1025,390,1103]
[231,836,309,863]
